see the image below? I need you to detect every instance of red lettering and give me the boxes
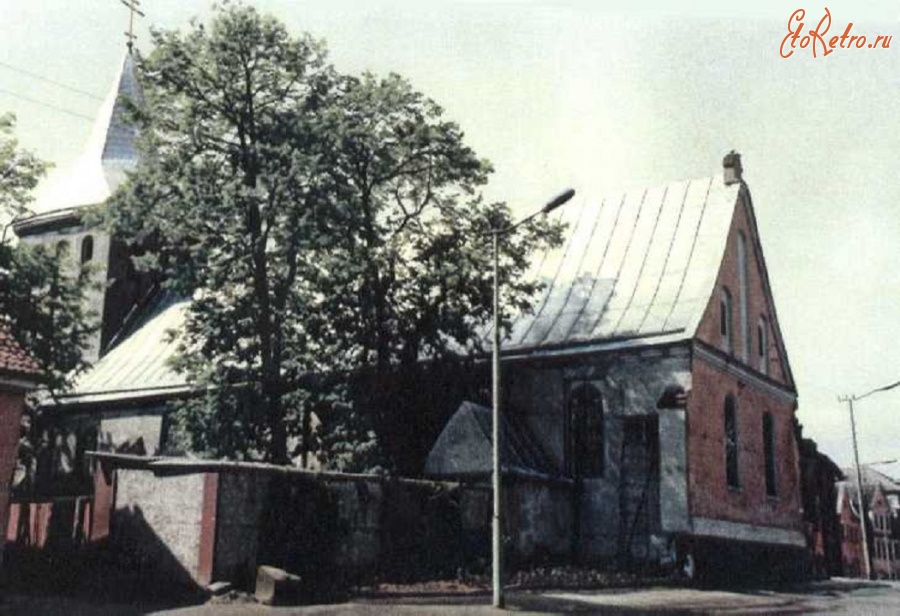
[840,23,853,48]
[809,8,833,57]
[781,10,890,57]
[780,9,806,58]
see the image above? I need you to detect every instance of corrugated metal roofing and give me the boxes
[31,51,142,214]
[56,293,190,405]
[495,174,739,353]
[57,171,739,405]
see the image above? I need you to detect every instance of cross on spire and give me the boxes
[120,0,145,52]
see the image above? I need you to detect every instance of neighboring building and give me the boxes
[427,152,806,580]
[0,327,42,564]
[837,466,900,580]
[797,432,843,578]
[6,49,159,548]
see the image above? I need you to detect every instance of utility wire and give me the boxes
[0,60,104,101]
[0,87,94,122]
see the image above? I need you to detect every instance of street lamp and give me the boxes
[491,187,575,608]
[839,379,900,580]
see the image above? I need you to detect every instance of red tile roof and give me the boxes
[0,326,42,378]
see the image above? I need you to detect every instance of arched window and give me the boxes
[568,382,604,478]
[80,235,94,265]
[763,412,776,496]
[724,394,739,489]
[737,232,750,362]
[55,239,70,258]
[757,316,768,375]
[720,288,733,353]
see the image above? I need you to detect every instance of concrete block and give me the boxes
[255,565,302,605]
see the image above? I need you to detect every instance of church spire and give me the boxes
[120,0,145,53]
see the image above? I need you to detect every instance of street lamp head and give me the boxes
[541,188,576,214]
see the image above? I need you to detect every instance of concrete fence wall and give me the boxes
[85,455,573,591]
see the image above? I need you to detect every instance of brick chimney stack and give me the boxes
[723,150,743,186]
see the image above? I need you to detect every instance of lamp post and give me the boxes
[839,379,900,580]
[491,188,575,608]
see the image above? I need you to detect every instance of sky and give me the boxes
[1,0,898,477]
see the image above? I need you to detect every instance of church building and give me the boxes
[11,42,808,581]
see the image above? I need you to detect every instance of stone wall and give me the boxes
[507,348,691,562]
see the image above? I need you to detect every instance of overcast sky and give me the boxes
[2,0,898,477]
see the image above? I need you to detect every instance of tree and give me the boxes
[110,3,562,468]
[0,113,97,493]
[318,73,563,471]
[0,113,95,392]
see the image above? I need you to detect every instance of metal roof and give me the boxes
[54,292,190,406]
[494,174,739,354]
[56,171,740,406]
[30,51,142,215]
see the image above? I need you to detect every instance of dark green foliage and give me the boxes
[0,114,97,493]
[0,114,95,392]
[110,3,563,469]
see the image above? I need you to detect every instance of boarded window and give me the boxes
[568,383,604,478]
[724,395,739,488]
[763,412,776,497]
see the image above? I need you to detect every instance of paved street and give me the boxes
[4,579,900,615]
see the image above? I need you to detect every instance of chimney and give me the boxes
[723,150,743,186]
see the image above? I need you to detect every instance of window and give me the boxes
[757,317,768,375]
[55,239,70,258]
[720,288,733,353]
[763,412,776,497]
[737,232,750,362]
[724,394,739,488]
[568,383,604,478]
[80,235,94,264]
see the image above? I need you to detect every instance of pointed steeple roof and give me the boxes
[30,50,142,215]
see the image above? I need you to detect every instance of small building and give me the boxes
[837,466,900,579]
[427,152,806,581]
[797,433,843,578]
[0,327,42,564]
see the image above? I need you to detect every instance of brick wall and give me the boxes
[687,357,801,531]
[694,189,789,386]
[0,391,25,563]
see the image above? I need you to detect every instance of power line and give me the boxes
[0,87,94,122]
[0,60,104,101]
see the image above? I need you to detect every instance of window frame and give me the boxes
[80,235,94,265]
[763,412,777,497]
[724,394,740,489]
[567,382,605,479]
[720,288,733,354]
[757,316,769,375]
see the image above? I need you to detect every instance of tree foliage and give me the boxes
[110,3,563,469]
[0,114,97,493]
[0,113,95,392]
